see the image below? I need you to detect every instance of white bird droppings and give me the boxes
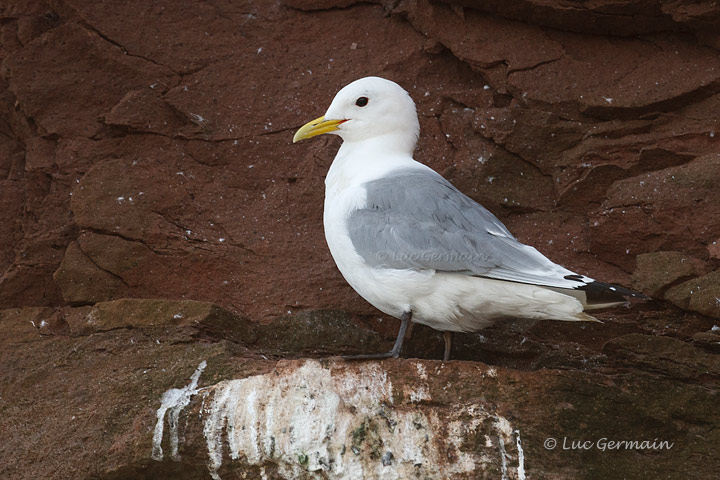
[515,430,526,480]
[153,360,527,479]
[152,360,207,461]
[498,433,509,480]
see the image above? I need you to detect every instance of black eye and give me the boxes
[355,96,369,107]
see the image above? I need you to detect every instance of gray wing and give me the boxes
[347,168,586,289]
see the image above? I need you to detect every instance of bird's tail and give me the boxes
[574,311,602,322]
[546,281,647,311]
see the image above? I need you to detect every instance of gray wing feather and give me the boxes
[347,169,581,288]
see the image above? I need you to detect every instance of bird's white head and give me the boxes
[293,77,420,154]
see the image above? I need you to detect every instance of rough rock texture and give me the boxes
[632,250,709,298]
[665,270,720,320]
[1,0,719,478]
[2,303,719,480]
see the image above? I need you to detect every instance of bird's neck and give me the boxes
[325,135,423,193]
[341,132,417,157]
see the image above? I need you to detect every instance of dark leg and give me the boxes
[343,310,412,360]
[443,331,453,362]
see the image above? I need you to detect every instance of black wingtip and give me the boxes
[576,280,649,303]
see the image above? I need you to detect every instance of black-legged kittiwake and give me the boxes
[293,76,644,361]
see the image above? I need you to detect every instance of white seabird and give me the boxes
[293,76,643,361]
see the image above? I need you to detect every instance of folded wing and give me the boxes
[347,168,642,306]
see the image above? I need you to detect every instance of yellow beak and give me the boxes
[292,115,345,143]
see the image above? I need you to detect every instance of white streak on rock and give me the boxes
[246,389,261,462]
[498,434,509,480]
[203,380,239,480]
[446,405,487,472]
[203,361,408,479]
[152,360,207,461]
[515,430,526,480]
[193,360,526,479]
[494,416,527,480]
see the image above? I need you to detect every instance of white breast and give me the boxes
[323,141,433,319]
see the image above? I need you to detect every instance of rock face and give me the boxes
[1,1,719,479]
[2,302,719,480]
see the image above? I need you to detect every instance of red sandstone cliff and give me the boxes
[1,1,718,478]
